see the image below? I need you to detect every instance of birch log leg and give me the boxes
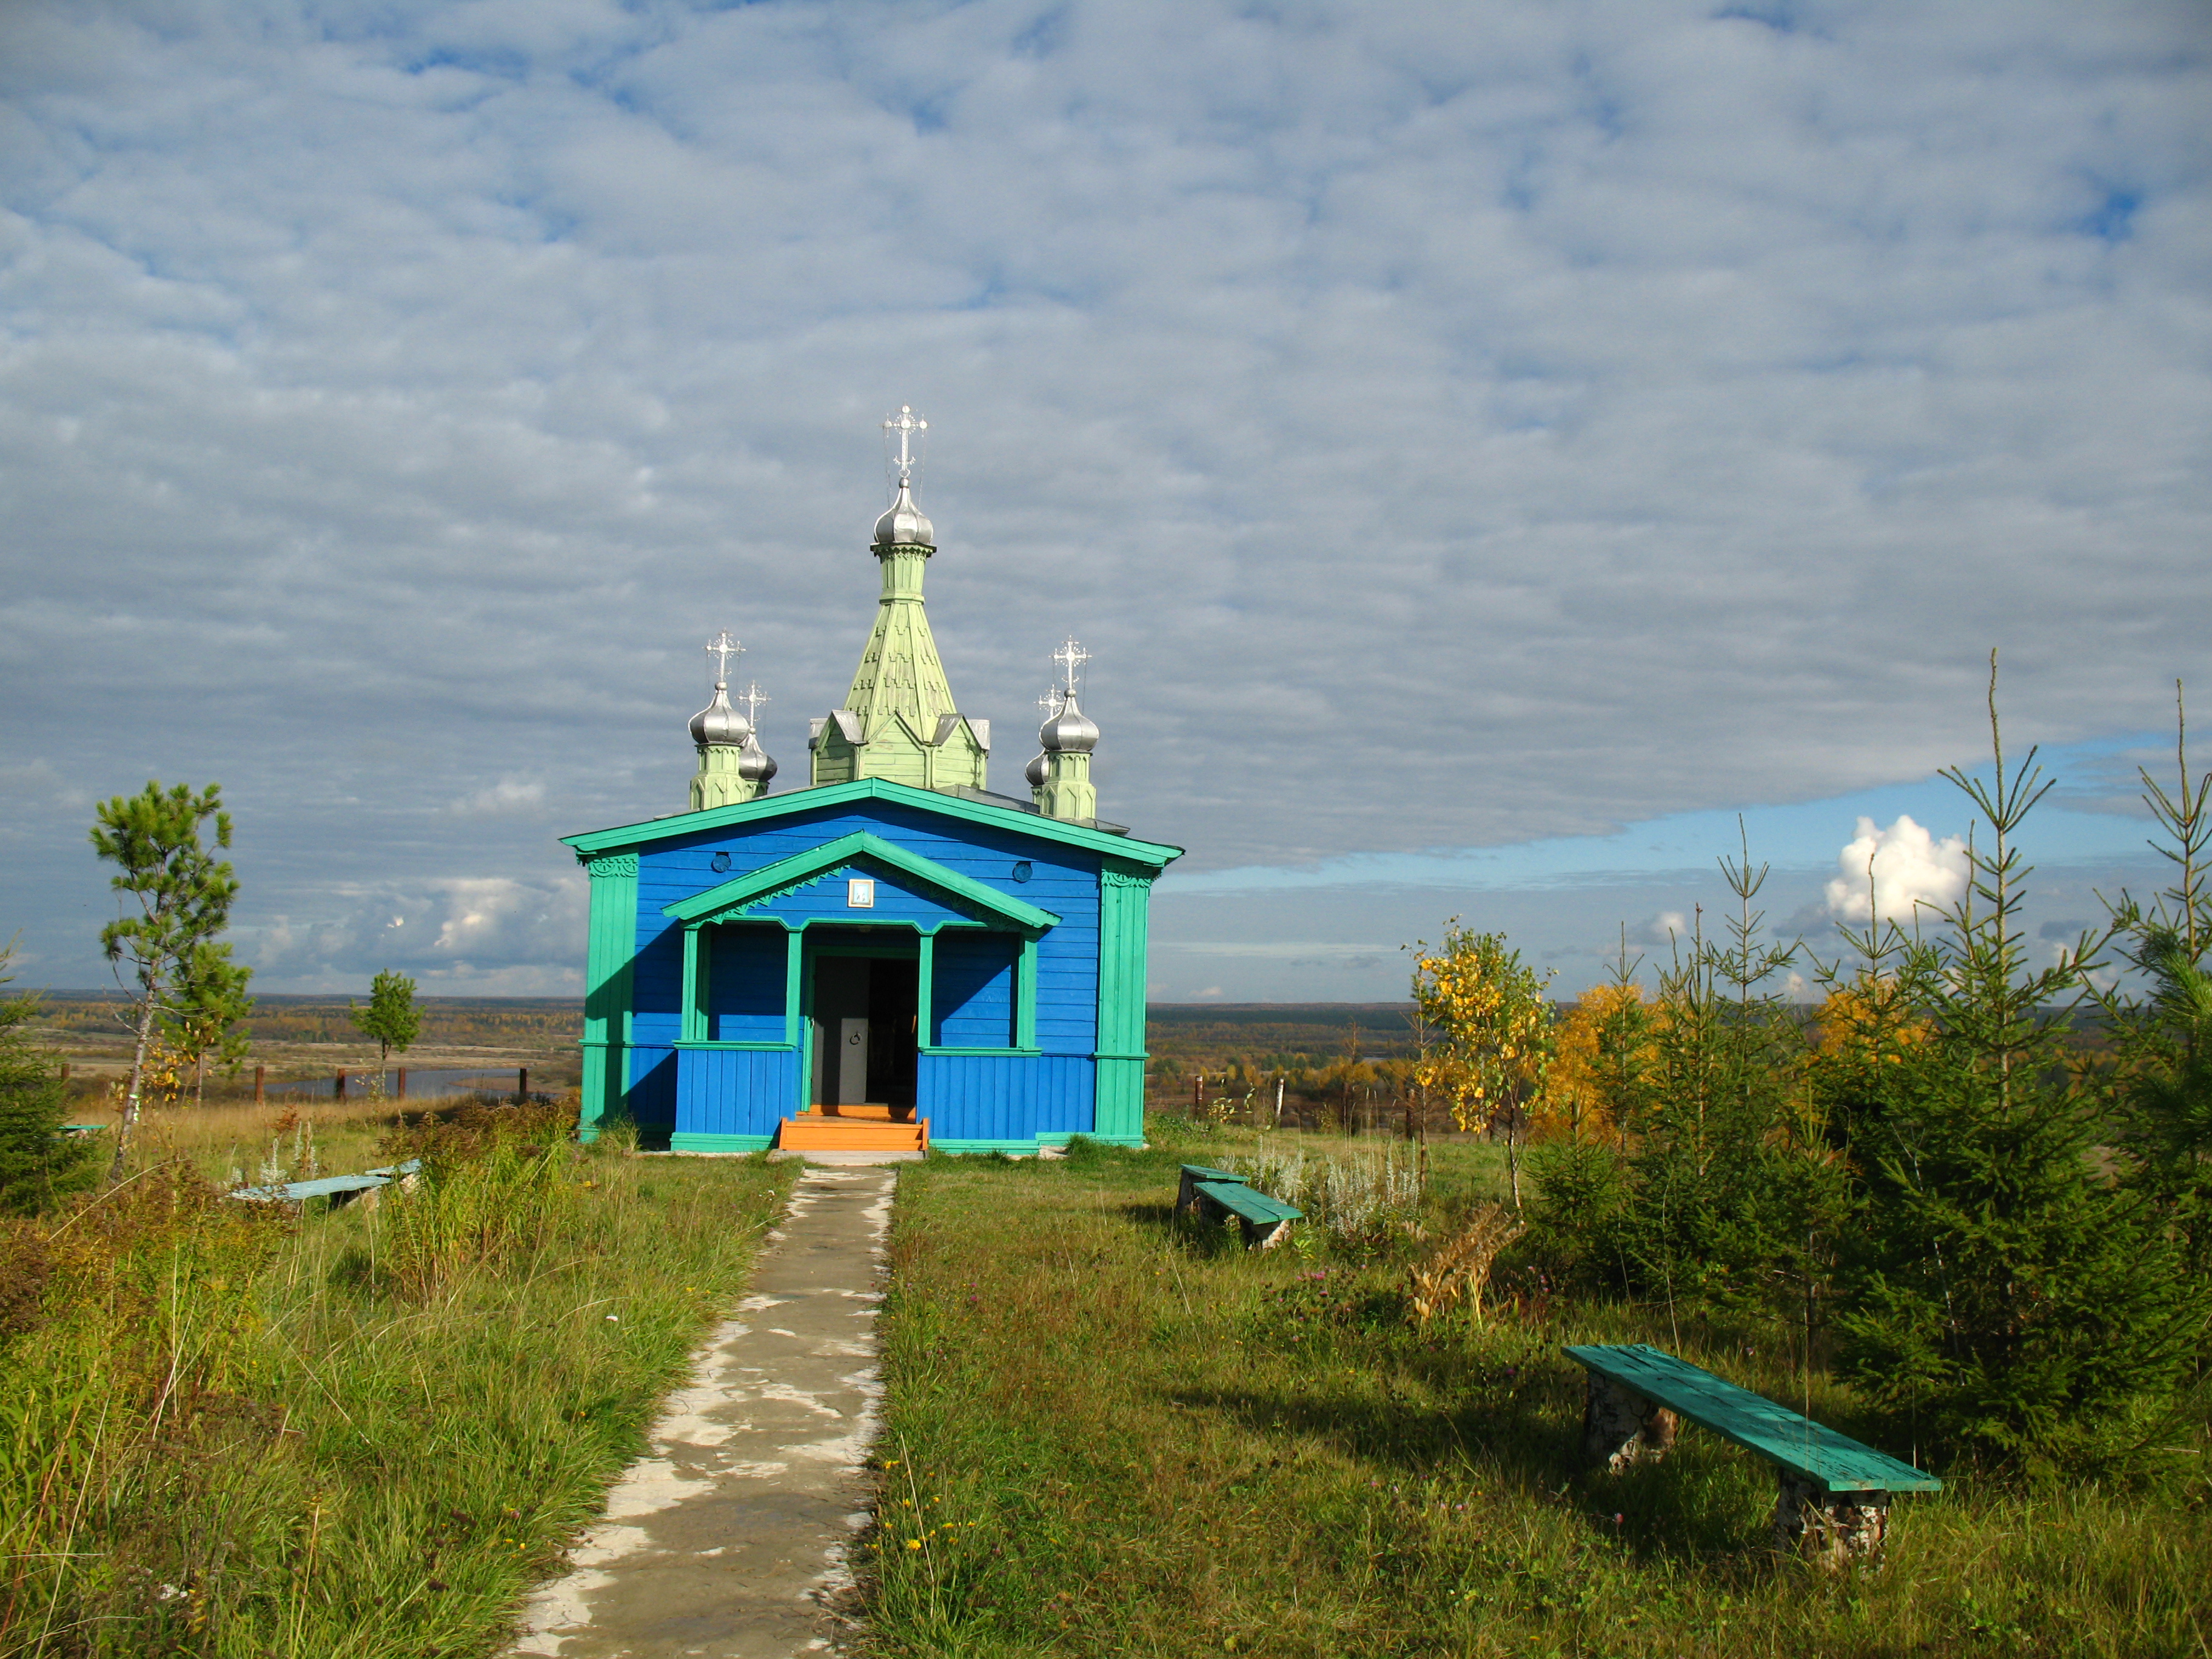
[1772,1472,1890,1569]
[1583,1374,1680,1473]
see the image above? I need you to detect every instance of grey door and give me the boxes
[836,1016,870,1105]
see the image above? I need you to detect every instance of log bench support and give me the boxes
[1581,1370,1678,1473]
[1565,1342,1937,1572]
[1772,1472,1891,1569]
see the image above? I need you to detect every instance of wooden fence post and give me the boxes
[336,1069,347,1102]
[517,1067,528,1103]
[253,1064,264,1105]
[397,1067,407,1102]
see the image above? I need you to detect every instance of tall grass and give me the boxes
[0,1106,793,1656]
[862,1130,2212,1658]
[1224,1134,1424,1249]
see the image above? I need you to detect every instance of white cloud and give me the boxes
[243,873,586,991]
[1,0,2208,993]
[1825,814,1970,924]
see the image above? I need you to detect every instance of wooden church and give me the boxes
[560,411,1181,1154]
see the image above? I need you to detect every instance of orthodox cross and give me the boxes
[705,631,742,688]
[1036,686,1065,720]
[739,681,769,729]
[883,404,927,488]
[1051,636,1090,697]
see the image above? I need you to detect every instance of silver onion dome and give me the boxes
[872,480,936,550]
[738,732,778,786]
[1039,692,1099,754]
[688,683,752,748]
[1025,750,1050,789]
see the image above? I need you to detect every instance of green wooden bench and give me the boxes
[230,1158,423,1208]
[1191,1179,1304,1250]
[1564,1342,1940,1568]
[1172,1163,1305,1248]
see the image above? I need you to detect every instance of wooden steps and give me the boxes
[777,1110,928,1153]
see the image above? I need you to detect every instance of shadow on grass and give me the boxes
[1116,1199,1253,1259]
[1164,1373,1778,1567]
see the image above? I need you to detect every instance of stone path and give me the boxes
[510,1165,896,1658]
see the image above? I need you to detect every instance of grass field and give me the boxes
[862,1124,2212,1658]
[0,1108,795,1657]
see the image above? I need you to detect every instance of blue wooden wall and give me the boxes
[622,796,1105,1148]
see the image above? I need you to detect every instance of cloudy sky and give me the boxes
[3,0,2208,1001]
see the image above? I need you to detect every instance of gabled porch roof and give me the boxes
[662,830,1061,931]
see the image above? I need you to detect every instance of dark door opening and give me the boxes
[809,954,919,1111]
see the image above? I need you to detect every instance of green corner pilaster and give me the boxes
[1093,861,1154,1144]
[578,850,640,1141]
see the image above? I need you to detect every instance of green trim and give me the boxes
[662,830,1062,931]
[578,852,640,1134]
[783,930,804,1048]
[1016,936,1038,1049]
[809,937,922,958]
[681,927,705,1042]
[668,1133,776,1155]
[931,1134,1144,1155]
[1094,868,1155,1144]
[921,1046,1044,1058]
[672,1040,799,1052]
[565,777,1182,869]
[916,931,934,1046]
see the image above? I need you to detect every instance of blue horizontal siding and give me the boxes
[933,932,1016,1046]
[709,924,786,1041]
[748,863,980,931]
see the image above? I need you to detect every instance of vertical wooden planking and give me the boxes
[1093,861,1155,1144]
[580,851,640,1138]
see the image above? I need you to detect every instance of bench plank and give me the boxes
[1175,1164,1242,1215]
[1194,1180,1304,1225]
[230,1173,391,1204]
[1564,1342,1940,1494]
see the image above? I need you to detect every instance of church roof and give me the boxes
[561,776,1182,870]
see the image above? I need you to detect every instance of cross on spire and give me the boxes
[739,681,769,728]
[705,630,742,686]
[1051,636,1090,697]
[1037,686,1066,719]
[883,404,928,489]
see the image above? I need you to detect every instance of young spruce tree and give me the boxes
[0,945,96,1215]
[1836,657,2202,1475]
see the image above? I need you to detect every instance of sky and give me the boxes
[2,0,2209,1001]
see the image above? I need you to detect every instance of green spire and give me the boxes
[809,466,990,792]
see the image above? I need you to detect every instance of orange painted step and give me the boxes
[777,1117,928,1152]
[810,1103,914,1122]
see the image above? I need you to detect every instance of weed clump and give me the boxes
[378,1094,580,1296]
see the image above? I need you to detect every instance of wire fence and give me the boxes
[264,1067,540,1103]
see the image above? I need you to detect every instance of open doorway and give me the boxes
[809,952,919,1112]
